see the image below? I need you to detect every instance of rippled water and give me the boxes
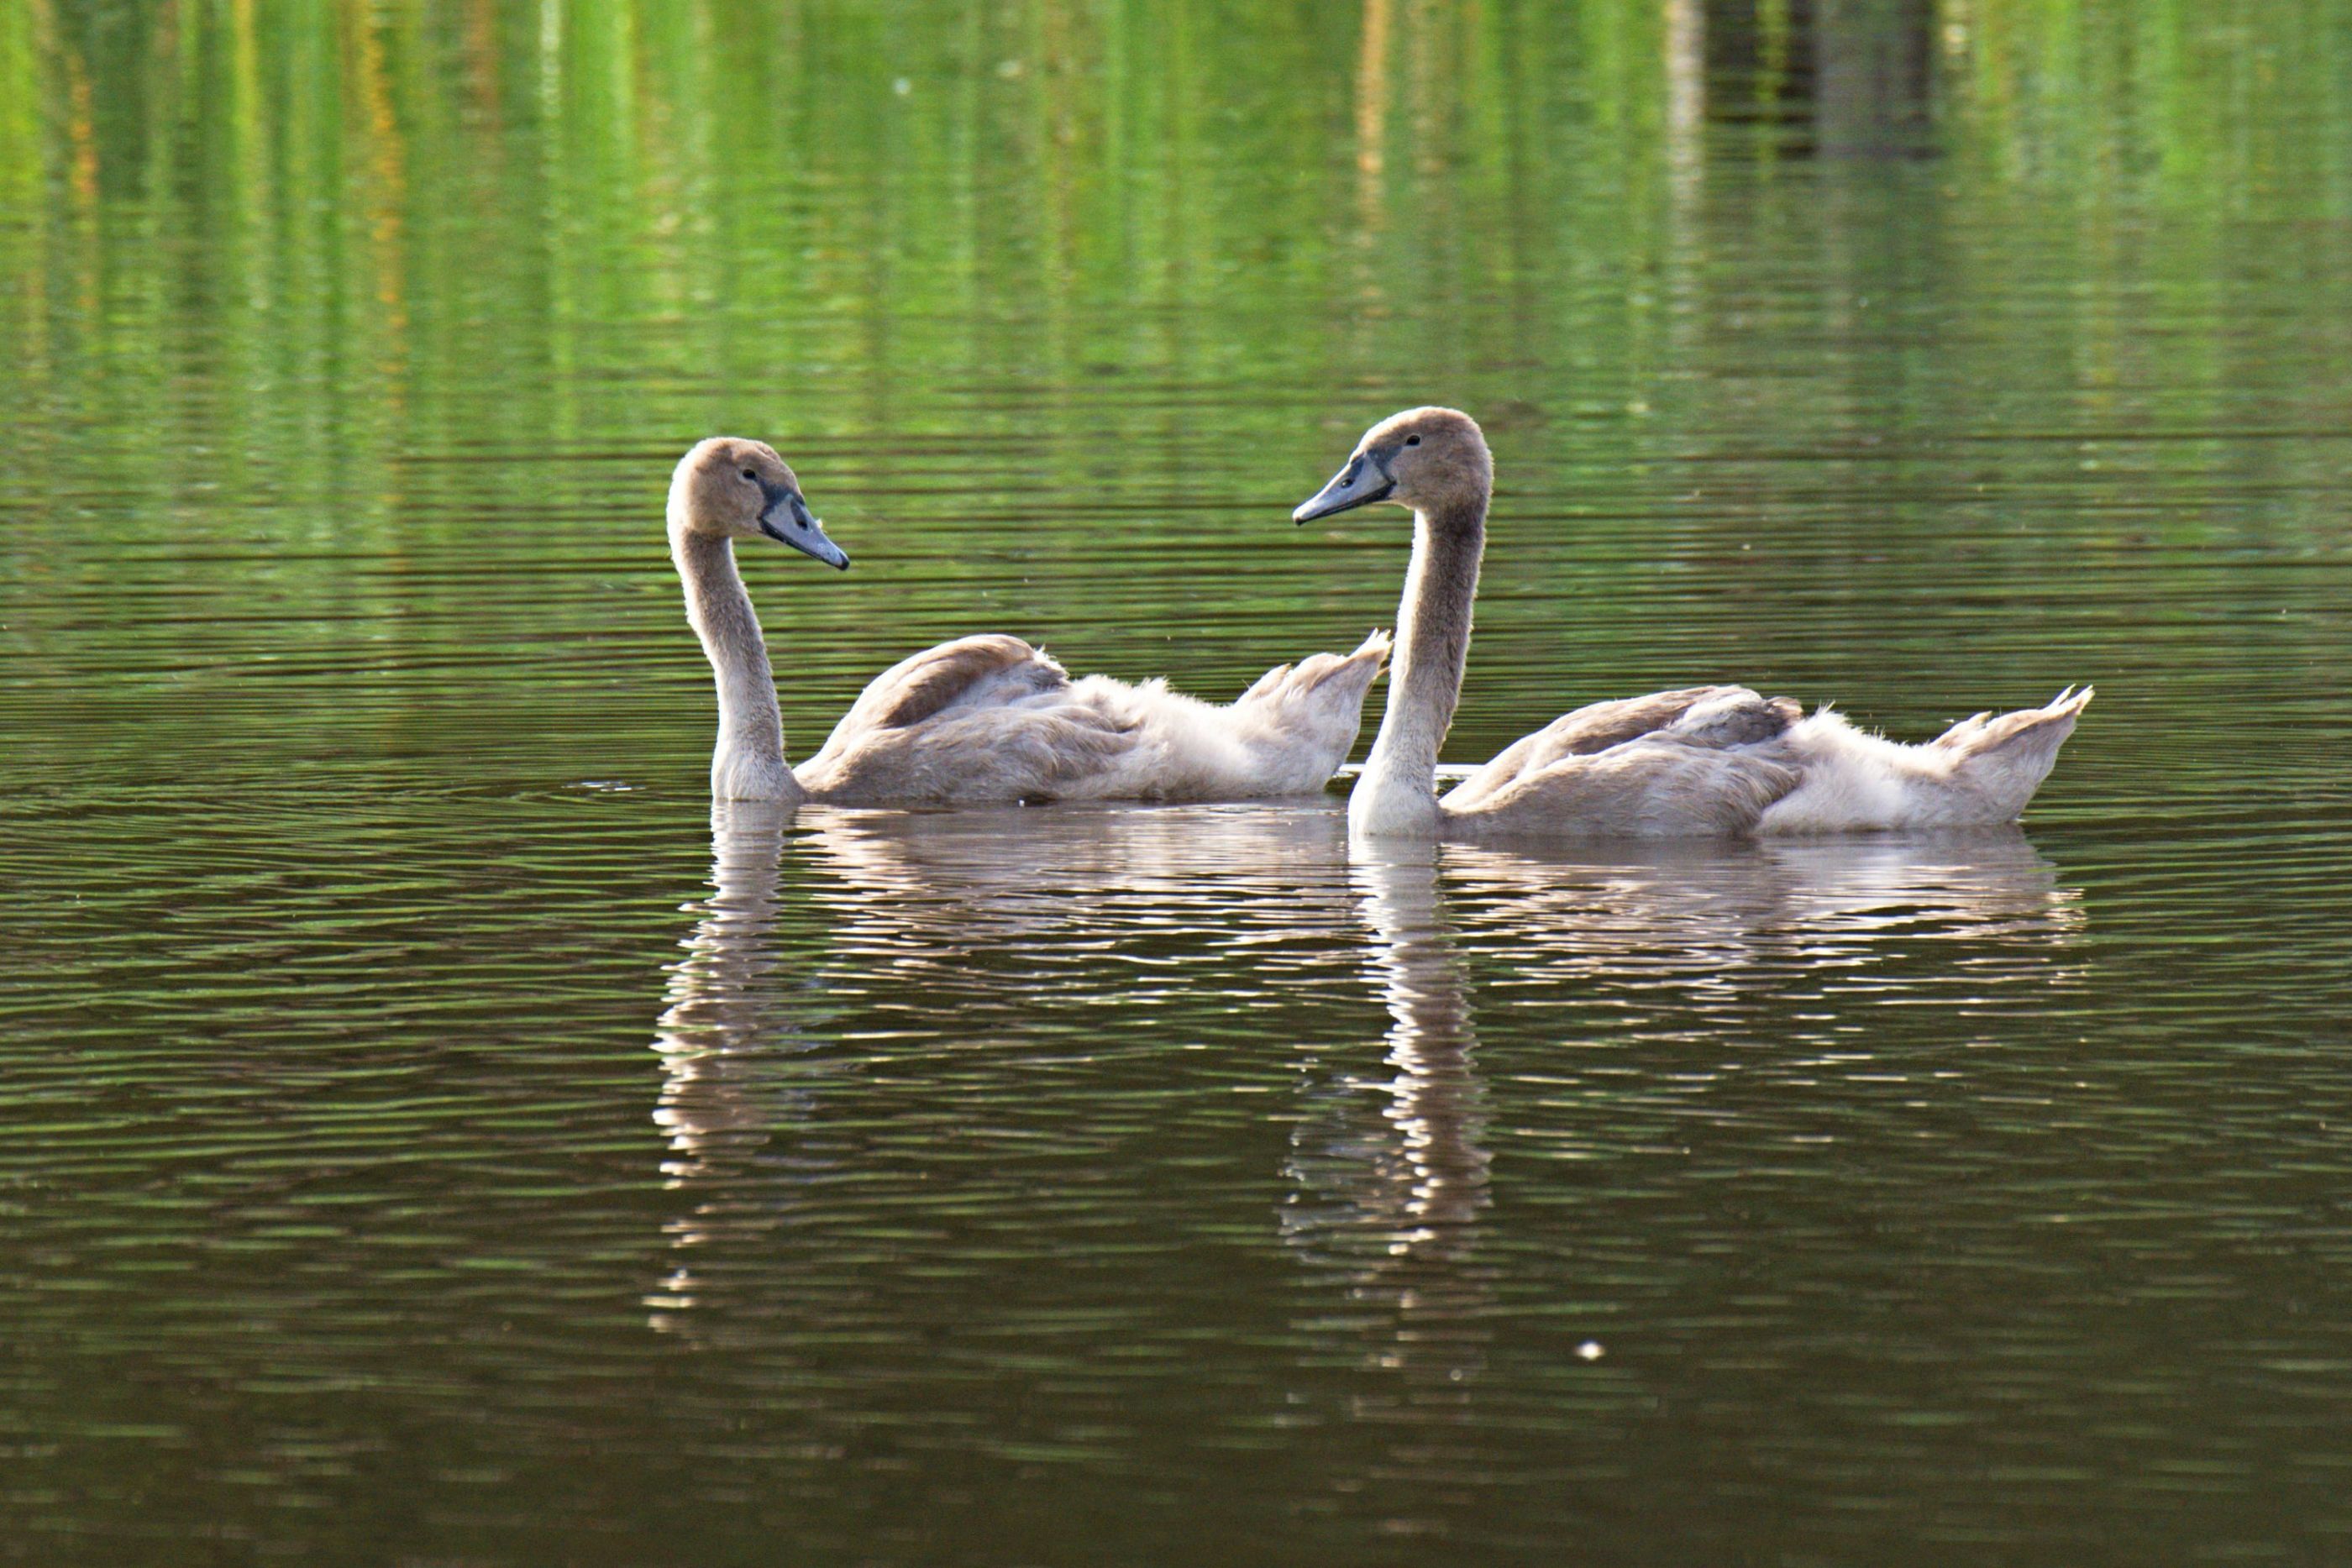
[7,3,2352,1562]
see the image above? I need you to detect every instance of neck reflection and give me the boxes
[646,800,827,1335]
[1284,842,1496,1410]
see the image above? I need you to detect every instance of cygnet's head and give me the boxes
[669,437,849,570]
[1292,406,1491,526]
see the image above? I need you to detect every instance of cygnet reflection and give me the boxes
[1282,829,2081,1270]
[1440,829,2084,1004]
[801,799,1355,957]
[1273,826,2083,1503]
[643,799,1365,1338]
[646,802,2082,1366]
[645,801,833,1334]
[650,801,816,1181]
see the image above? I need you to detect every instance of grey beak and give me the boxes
[1293,452,1395,524]
[759,488,851,571]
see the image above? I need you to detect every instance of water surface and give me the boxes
[6,3,2352,1562]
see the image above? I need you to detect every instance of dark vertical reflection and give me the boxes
[1699,0,1936,156]
[1813,0,1936,157]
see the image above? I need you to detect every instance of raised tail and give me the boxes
[1932,684,2093,821]
[1235,628,1392,711]
[1226,630,1392,788]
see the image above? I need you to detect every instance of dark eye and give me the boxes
[742,467,758,480]
[1404,435,1420,447]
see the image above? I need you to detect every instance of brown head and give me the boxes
[1292,406,1492,527]
[667,437,849,570]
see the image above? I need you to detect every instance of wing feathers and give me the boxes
[1445,685,1798,813]
[1453,738,1801,838]
[839,634,1068,733]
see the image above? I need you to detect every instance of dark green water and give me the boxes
[6,3,2352,1562]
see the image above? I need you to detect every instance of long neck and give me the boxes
[1353,496,1485,836]
[672,526,802,804]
